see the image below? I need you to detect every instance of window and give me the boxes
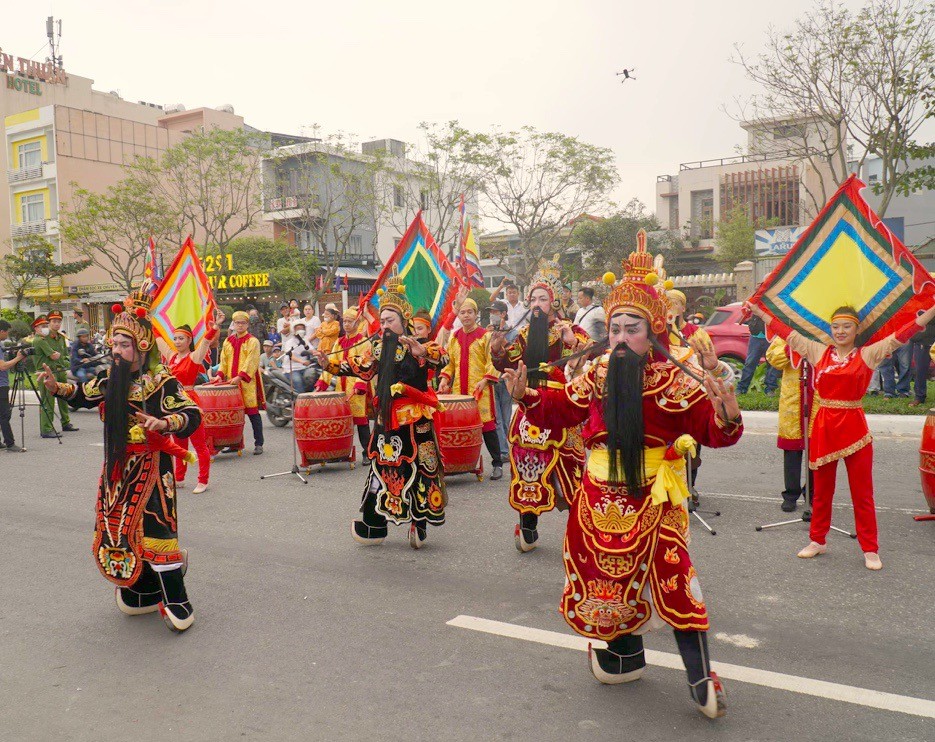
[420,190,429,211]
[349,235,364,255]
[393,185,404,208]
[773,124,806,140]
[704,310,731,327]
[18,141,42,169]
[21,193,45,223]
[296,228,321,254]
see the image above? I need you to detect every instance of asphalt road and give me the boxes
[2,406,934,742]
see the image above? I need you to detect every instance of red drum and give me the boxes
[294,392,354,467]
[195,384,245,453]
[436,394,483,476]
[918,411,935,515]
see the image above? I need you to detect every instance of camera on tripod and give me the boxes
[0,339,34,359]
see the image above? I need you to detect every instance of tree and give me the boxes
[1,248,42,310]
[714,205,779,270]
[464,126,619,285]
[570,200,659,280]
[267,131,383,291]
[59,175,179,293]
[383,121,486,255]
[135,127,265,258]
[733,0,935,217]
[224,237,318,299]
[3,236,91,307]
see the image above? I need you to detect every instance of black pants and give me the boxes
[248,412,264,446]
[356,424,370,453]
[0,386,13,447]
[482,429,503,467]
[782,449,812,504]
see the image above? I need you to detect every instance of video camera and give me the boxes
[0,339,34,359]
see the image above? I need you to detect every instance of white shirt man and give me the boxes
[574,287,606,342]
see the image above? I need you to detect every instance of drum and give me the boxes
[294,392,354,466]
[195,384,245,453]
[918,411,935,514]
[436,394,483,475]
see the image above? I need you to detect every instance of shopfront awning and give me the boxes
[333,267,381,281]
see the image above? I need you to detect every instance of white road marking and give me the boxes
[714,631,761,649]
[447,615,935,720]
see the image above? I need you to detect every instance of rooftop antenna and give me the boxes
[46,16,63,71]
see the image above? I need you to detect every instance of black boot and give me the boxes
[353,481,388,544]
[515,512,539,553]
[588,634,646,684]
[115,564,161,616]
[408,519,427,550]
[156,567,195,633]
[674,629,726,718]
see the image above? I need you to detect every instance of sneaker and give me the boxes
[864,552,883,570]
[4,444,24,452]
[490,465,503,481]
[40,432,57,439]
[797,541,827,558]
[253,445,263,455]
[62,424,79,432]
[908,400,925,407]
[780,499,797,513]
[192,483,208,494]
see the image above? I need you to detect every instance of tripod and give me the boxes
[9,358,62,448]
[755,360,856,539]
[685,450,720,535]
[260,347,307,484]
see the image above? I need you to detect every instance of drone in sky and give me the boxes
[616,68,637,82]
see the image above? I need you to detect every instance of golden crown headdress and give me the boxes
[602,229,670,335]
[376,270,413,321]
[107,278,157,353]
[527,254,564,308]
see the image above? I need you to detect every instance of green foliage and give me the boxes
[714,206,779,270]
[2,237,91,308]
[467,288,491,312]
[225,237,318,298]
[0,309,31,340]
[739,386,935,415]
[570,200,659,280]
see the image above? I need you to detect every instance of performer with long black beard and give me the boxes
[38,282,202,632]
[315,275,448,549]
[490,263,591,552]
[502,230,743,718]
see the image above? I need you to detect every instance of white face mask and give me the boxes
[39,327,50,336]
[296,330,305,338]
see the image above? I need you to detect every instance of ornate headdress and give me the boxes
[377,271,413,321]
[526,255,563,309]
[108,279,156,353]
[602,229,670,335]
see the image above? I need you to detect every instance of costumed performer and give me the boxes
[217,311,265,455]
[502,234,743,717]
[315,308,373,456]
[314,276,448,549]
[490,262,591,552]
[747,301,935,570]
[37,283,202,632]
[437,297,504,480]
[157,322,218,494]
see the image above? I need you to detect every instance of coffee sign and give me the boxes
[204,252,271,292]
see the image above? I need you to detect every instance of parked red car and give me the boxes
[702,302,750,376]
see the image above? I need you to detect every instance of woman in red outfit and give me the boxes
[747,302,935,570]
[157,324,216,494]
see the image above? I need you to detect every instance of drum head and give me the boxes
[437,394,474,403]
[196,384,236,392]
[303,391,343,399]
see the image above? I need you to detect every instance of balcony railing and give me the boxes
[7,163,45,183]
[11,220,48,237]
[265,195,301,211]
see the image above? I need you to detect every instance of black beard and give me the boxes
[104,356,133,480]
[375,329,401,427]
[603,343,646,491]
[524,309,550,386]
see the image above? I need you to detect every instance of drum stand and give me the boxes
[686,451,719,536]
[755,361,856,539]
[260,353,308,484]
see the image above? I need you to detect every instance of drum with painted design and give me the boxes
[294,392,354,466]
[195,384,245,453]
[436,394,483,476]
[918,411,935,514]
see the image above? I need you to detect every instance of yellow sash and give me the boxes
[587,436,696,507]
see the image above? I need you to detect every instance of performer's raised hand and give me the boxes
[688,333,718,371]
[399,335,426,358]
[559,321,576,346]
[743,301,768,322]
[489,331,506,355]
[36,363,59,393]
[502,361,528,401]
[703,374,741,423]
[136,412,168,432]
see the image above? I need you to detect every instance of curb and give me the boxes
[740,409,924,438]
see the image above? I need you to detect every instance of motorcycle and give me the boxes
[263,368,299,427]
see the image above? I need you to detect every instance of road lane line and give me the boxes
[447,615,935,720]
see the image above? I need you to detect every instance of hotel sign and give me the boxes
[5,75,42,96]
[0,49,67,84]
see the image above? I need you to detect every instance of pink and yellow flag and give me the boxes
[150,236,217,347]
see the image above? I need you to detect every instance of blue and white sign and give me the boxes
[755,226,805,256]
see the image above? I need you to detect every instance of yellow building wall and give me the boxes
[9,134,49,167]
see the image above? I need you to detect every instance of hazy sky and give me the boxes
[4,0,869,221]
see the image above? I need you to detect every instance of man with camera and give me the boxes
[32,312,78,438]
[0,320,25,451]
